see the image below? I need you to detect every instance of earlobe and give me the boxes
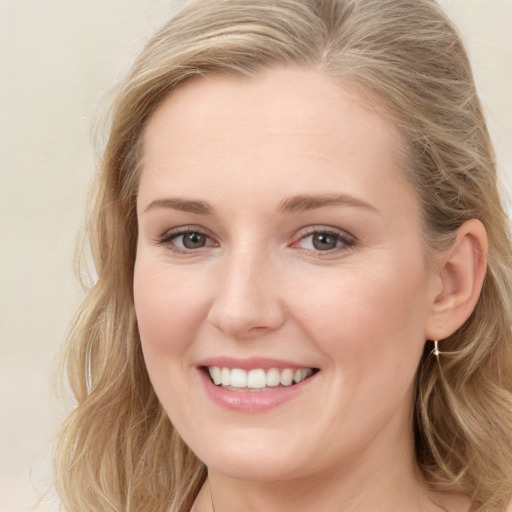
[425,219,488,342]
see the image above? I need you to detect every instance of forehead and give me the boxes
[138,66,415,216]
[143,67,403,153]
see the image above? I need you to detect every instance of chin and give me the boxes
[207,455,306,483]
[186,429,313,482]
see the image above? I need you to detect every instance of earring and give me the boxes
[431,340,441,357]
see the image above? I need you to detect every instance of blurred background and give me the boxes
[0,1,511,510]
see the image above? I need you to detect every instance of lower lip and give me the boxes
[199,369,316,412]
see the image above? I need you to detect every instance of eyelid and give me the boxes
[290,225,356,254]
[156,225,218,251]
[154,224,356,255]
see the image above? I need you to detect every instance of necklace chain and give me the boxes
[208,477,215,512]
[206,477,451,512]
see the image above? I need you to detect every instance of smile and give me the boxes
[206,366,316,391]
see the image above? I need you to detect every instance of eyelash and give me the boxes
[291,227,356,256]
[157,226,356,256]
[157,226,218,254]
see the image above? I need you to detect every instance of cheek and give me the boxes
[133,258,210,370]
[133,256,218,428]
[288,258,430,382]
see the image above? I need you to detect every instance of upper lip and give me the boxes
[197,356,317,371]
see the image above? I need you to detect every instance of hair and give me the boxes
[53,0,512,511]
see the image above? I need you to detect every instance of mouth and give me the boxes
[203,366,319,392]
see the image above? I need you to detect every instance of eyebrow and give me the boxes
[277,194,380,214]
[144,197,212,215]
[143,193,379,216]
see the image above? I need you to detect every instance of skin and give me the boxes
[134,67,483,512]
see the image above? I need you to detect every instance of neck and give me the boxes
[194,443,445,512]
[189,403,472,512]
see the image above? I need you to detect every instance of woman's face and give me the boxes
[134,67,439,482]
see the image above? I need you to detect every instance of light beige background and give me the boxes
[0,1,510,510]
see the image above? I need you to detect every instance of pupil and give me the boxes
[183,232,206,249]
[312,233,337,251]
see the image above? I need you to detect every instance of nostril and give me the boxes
[207,300,286,339]
[206,266,286,337]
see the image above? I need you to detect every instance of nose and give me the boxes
[207,251,286,339]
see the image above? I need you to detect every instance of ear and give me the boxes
[425,219,488,341]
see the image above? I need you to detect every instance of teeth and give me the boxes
[230,368,247,388]
[221,367,231,386]
[280,368,294,387]
[207,366,314,389]
[266,367,280,387]
[211,366,221,385]
[247,369,266,388]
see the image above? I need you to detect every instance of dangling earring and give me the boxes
[431,340,441,357]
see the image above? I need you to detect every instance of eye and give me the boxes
[293,228,355,253]
[158,228,217,253]
[177,231,208,249]
[309,232,340,251]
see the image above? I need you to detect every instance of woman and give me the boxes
[54,0,512,511]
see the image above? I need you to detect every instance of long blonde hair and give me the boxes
[54,0,512,510]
